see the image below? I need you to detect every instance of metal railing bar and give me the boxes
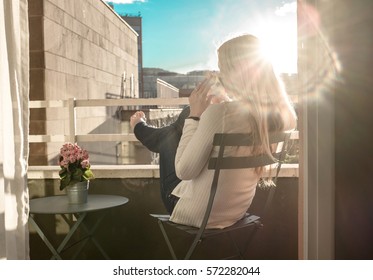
[29,100,67,108]
[75,98,190,107]
[30,96,298,108]
[76,134,137,142]
[29,131,298,143]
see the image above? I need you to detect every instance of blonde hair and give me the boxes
[218,34,293,174]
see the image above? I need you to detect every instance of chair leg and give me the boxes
[157,220,202,260]
[157,220,261,260]
[184,235,202,260]
[241,222,262,257]
[227,232,245,259]
[224,222,262,260]
[158,220,178,260]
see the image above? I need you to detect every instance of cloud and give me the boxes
[105,0,146,4]
[275,1,296,16]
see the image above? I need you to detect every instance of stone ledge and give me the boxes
[27,164,298,179]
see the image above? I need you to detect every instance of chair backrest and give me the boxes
[200,131,291,231]
[208,132,290,170]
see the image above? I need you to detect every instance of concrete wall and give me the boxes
[29,0,138,165]
[28,177,298,260]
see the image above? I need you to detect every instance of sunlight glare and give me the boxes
[259,31,297,74]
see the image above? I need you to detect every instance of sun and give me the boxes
[260,34,297,74]
[254,19,298,74]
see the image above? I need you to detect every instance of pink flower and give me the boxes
[59,158,69,168]
[69,154,77,163]
[82,150,89,160]
[81,159,90,169]
[58,143,93,169]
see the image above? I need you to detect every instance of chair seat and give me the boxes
[150,213,261,237]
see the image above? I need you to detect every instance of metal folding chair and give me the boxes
[151,131,291,259]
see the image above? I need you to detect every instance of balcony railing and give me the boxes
[28,97,299,179]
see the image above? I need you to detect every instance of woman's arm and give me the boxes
[174,74,222,180]
[175,105,222,180]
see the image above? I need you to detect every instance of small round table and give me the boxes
[29,194,129,260]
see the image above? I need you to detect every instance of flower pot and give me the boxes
[66,181,89,204]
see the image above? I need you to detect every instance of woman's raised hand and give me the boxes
[188,75,215,118]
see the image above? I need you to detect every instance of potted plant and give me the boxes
[58,143,94,204]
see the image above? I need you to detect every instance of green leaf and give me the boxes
[60,173,71,190]
[83,169,95,180]
[59,168,67,179]
[72,169,83,181]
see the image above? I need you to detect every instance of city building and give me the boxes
[28,0,139,165]
[120,14,144,98]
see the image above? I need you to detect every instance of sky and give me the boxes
[106,0,297,74]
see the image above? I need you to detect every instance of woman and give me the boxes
[130,34,297,229]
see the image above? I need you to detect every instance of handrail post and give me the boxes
[68,98,76,143]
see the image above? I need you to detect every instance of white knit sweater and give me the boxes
[169,101,296,229]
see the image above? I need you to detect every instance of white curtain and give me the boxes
[0,0,30,259]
